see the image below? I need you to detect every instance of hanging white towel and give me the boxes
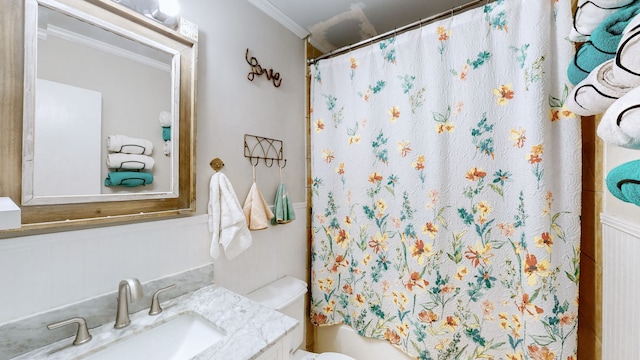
[106,153,155,170]
[208,172,253,260]
[243,182,274,230]
[107,135,153,155]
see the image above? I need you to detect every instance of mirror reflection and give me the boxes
[23,1,180,206]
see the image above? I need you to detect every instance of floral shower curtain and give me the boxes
[309,1,581,359]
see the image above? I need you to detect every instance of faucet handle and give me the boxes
[47,317,92,345]
[149,284,177,315]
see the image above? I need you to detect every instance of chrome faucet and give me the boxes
[114,278,143,329]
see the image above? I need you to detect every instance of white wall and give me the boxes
[0,0,306,324]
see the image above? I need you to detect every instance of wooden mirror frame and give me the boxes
[0,0,197,236]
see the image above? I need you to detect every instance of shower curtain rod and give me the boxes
[307,0,490,64]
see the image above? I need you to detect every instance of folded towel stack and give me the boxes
[105,134,154,187]
[107,135,154,155]
[570,0,636,43]
[568,2,640,85]
[159,111,171,156]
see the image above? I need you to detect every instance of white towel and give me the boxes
[566,59,634,116]
[163,140,171,157]
[570,0,635,42]
[107,135,153,155]
[597,85,640,149]
[159,111,172,127]
[613,14,640,86]
[106,153,155,170]
[208,172,253,260]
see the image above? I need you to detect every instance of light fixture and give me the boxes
[150,0,180,28]
[111,0,181,29]
[158,0,180,18]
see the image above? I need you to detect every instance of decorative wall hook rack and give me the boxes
[244,134,286,168]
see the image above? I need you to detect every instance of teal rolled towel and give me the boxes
[272,183,296,225]
[104,171,154,187]
[568,2,640,84]
[606,159,640,205]
[162,127,171,141]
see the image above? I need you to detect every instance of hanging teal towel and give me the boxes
[272,183,295,224]
[606,159,640,206]
[104,171,154,187]
[162,127,171,141]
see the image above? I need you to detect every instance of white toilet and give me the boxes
[247,276,356,360]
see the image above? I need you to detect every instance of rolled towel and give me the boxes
[106,153,155,170]
[163,140,171,157]
[570,0,636,42]
[159,111,172,127]
[162,126,171,141]
[104,171,154,187]
[107,135,153,155]
[606,159,640,205]
[613,14,640,86]
[568,2,640,84]
[597,85,640,148]
[566,59,634,116]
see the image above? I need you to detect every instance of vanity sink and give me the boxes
[83,313,226,360]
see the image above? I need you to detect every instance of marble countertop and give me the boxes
[13,284,298,360]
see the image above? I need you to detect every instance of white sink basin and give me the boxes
[83,313,226,360]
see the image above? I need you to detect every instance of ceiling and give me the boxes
[248,0,477,53]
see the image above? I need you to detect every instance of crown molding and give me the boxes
[39,25,171,72]
[247,0,310,39]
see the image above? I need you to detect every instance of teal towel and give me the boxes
[162,127,171,141]
[606,159,640,205]
[272,183,295,225]
[104,171,154,187]
[568,2,640,84]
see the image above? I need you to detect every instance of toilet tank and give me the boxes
[246,276,308,353]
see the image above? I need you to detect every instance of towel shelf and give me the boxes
[243,134,287,169]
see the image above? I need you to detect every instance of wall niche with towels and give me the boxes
[0,0,197,235]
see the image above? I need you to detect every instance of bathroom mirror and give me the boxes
[0,0,197,232]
